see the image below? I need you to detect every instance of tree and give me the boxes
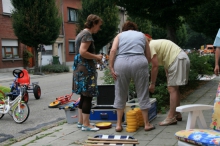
[128,16,187,47]
[11,0,62,73]
[116,0,206,44]
[127,16,152,34]
[77,0,119,52]
[186,0,220,40]
[182,24,213,49]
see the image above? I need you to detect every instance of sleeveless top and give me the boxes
[72,29,98,97]
[117,30,146,58]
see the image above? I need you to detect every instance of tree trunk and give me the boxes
[34,47,39,74]
[166,25,177,43]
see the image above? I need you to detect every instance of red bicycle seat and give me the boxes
[17,69,30,85]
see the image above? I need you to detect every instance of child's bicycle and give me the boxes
[0,71,30,123]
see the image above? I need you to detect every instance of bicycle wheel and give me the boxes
[12,102,30,124]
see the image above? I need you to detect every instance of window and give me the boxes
[2,0,14,15]
[42,45,53,56]
[69,40,76,53]
[1,39,19,59]
[68,8,78,22]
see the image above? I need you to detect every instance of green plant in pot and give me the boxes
[23,49,33,68]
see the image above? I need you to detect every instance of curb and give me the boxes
[0,120,67,146]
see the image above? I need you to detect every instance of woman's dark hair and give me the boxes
[122,21,138,32]
[84,14,103,29]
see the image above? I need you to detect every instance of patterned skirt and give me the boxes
[72,54,98,97]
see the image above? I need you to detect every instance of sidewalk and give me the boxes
[0,71,219,146]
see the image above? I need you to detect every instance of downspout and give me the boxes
[61,0,66,65]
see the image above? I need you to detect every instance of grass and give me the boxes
[0,86,10,99]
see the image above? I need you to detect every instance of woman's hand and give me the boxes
[149,84,155,93]
[96,54,103,62]
[110,67,117,80]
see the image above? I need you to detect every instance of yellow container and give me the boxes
[126,109,139,132]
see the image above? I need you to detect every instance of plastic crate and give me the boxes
[64,108,78,124]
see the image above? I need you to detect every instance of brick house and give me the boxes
[0,0,125,72]
[0,0,25,72]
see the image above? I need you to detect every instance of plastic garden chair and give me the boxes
[175,83,220,146]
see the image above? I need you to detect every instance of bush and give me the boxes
[0,86,10,100]
[41,64,70,73]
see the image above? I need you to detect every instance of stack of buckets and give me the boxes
[126,107,144,132]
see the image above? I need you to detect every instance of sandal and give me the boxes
[159,117,177,126]
[176,113,182,121]
[144,124,155,131]
[115,126,123,132]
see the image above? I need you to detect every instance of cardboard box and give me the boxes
[64,108,78,124]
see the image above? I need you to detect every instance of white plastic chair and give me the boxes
[175,83,220,146]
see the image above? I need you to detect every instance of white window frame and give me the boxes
[2,0,14,15]
[69,40,76,53]
[68,8,78,22]
[2,39,19,59]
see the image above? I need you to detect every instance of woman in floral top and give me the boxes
[72,14,102,131]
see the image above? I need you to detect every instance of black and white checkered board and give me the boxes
[93,135,136,146]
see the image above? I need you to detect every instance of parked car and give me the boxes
[203,45,215,54]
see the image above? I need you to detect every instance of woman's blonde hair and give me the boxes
[84,14,103,29]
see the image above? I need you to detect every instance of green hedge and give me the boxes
[41,64,70,73]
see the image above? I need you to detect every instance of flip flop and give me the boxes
[144,124,155,131]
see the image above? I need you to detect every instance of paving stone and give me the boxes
[147,137,177,145]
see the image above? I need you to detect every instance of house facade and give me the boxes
[0,0,126,72]
[0,0,25,72]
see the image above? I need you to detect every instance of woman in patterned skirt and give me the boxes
[72,14,102,131]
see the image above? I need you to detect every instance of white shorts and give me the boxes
[167,51,190,86]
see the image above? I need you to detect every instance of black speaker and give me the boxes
[97,85,115,105]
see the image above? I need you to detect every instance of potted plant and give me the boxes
[14,55,19,59]
[23,49,33,69]
[6,54,11,59]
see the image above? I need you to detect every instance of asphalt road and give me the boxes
[0,70,105,143]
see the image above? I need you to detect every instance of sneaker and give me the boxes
[81,125,99,131]
[77,122,82,128]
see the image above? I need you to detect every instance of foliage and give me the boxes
[186,0,220,39]
[0,86,10,100]
[23,49,33,68]
[11,0,62,73]
[188,53,213,81]
[101,69,136,97]
[116,0,206,43]
[41,64,70,73]
[77,0,119,52]
[127,16,152,34]
[182,24,213,49]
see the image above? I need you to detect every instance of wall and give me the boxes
[63,0,81,66]
[0,0,24,72]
